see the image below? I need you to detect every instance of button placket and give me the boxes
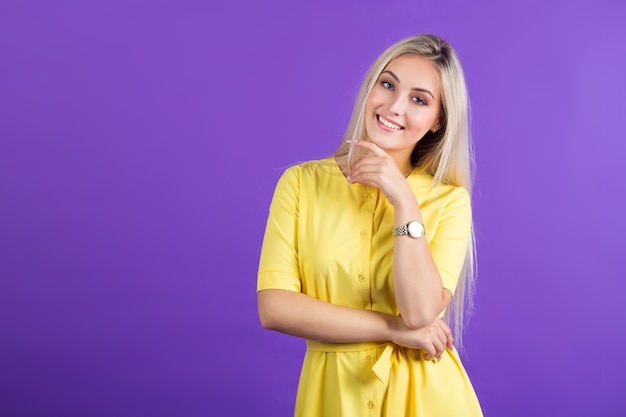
[355,187,374,307]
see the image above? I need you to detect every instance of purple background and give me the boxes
[1,1,625,416]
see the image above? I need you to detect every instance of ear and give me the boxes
[431,119,442,133]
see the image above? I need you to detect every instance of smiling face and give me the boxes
[364,54,442,167]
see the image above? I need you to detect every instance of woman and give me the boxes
[257,34,482,416]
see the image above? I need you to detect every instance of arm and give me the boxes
[391,192,452,329]
[258,288,453,359]
[258,288,394,343]
[347,140,467,329]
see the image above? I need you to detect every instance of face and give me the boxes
[364,54,442,163]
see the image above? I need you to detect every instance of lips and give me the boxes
[377,115,404,130]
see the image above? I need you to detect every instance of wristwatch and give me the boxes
[392,220,425,239]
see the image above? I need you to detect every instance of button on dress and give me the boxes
[258,159,483,417]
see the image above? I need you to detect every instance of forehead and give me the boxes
[382,55,440,93]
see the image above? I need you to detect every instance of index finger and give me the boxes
[346,139,387,157]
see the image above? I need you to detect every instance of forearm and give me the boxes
[393,196,450,329]
[258,289,397,343]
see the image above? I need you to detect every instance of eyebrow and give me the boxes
[382,70,435,99]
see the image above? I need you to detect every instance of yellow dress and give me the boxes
[258,159,483,417]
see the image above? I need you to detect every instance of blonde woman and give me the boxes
[258,34,482,416]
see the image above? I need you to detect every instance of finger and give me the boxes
[351,159,384,175]
[347,160,384,186]
[350,157,397,180]
[437,325,452,351]
[432,337,445,358]
[442,324,454,350]
[422,345,436,360]
[347,139,388,157]
[434,318,454,351]
[429,325,448,361]
[435,330,448,354]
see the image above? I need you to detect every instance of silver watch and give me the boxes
[392,220,425,239]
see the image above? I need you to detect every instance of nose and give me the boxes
[387,93,406,116]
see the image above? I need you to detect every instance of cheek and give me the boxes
[407,112,437,130]
[365,89,385,111]
[406,113,426,128]
[364,99,374,116]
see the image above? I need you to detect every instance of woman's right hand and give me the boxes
[390,316,454,360]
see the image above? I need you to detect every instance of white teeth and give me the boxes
[378,116,402,130]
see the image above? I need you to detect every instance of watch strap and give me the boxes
[392,221,424,238]
[392,224,409,238]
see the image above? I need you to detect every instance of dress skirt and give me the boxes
[295,340,483,417]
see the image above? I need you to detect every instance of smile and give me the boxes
[377,115,404,130]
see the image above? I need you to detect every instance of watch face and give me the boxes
[407,221,424,238]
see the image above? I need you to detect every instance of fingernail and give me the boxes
[346,175,351,184]
[346,139,359,143]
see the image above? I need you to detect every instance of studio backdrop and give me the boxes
[1,1,625,416]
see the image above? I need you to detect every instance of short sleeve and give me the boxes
[257,167,302,293]
[429,187,472,295]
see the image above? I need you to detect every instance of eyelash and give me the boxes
[380,80,427,105]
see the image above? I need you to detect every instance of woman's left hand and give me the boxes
[347,139,413,207]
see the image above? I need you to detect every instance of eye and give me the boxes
[412,96,426,105]
[381,80,394,90]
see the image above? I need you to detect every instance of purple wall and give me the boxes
[1,1,625,416]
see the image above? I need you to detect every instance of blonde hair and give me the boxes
[332,34,476,347]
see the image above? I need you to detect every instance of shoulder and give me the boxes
[277,158,339,183]
[409,172,469,199]
[272,158,336,193]
[408,172,471,216]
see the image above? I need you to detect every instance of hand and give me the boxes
[390,317,454,361]
[346,140,413,207]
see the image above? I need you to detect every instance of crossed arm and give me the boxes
[257,141,465,359]
[258,289,453,360]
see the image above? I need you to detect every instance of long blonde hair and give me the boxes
[332,34,476,347]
